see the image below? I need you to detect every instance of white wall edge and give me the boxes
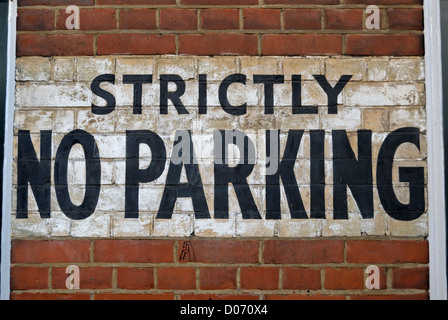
[424,0,448,301]
[1,0,17,301]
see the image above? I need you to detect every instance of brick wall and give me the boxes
[11,0,429,301]
[10,239,429,300]
[16,0,424,56]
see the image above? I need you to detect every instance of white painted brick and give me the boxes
[344,83,425,107]
[198,57,238,81]
[282,57,323,81]
[156,57,196,80]
[76,57,115,82]
[70,213,111,237]
[16,57,52,82]
[326,58,365,81]
[112,213,154,237]
[16,83,92,107]
[153,214,194,237]
[54,58,75,82]
[389,58,425,81]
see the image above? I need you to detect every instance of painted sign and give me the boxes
[12,56,427,238]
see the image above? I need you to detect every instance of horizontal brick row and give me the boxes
[17,8,423,32]
[18,0,424,7]
[16,33,424,56]
[11,239,429,265]
[10,265,429,290]
[10,239,429,300]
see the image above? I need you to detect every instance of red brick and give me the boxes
[11,293,91,300]
[57,8,116,31]
[178,240,259,264]
[97,0,174,4]
[325,268,365,290]
[263,240,345,264]
[366,267,388,290]
[201,9,240,30]
[160,9,198,31]
[346,34,424,56]
[120,9,157,30]
[200,268,237,290]
[182,0,257,4]
[346,240,429,264]
[180,294,259,300]
[388,9,424,30]
[180,34,258,55]
[94,240,174,263]
[282,268,321,290]
[117,268,155,290]
[240,267,279,290]
[265,293,345,300]
[17,34,94,56]
[392,268,429,290]
[17,9,54,31]
[11,267,48,290]
[262,34,342,56]
[284,9,322,30]
[52,267,113,290]
[11,240,90,264]
[265,0,339,4]
[97,34,175,55]
[351,294,428,300]
[244,9,281,30]
[324,9,363,30]
[19,0,94,5]
[157,268,196,290]
[94,294,174,300]
[345,0,422,4]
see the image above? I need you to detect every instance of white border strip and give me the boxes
[425,0,448,300]
[1,0,17,301]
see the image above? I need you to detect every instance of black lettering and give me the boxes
[266,130,307,220]
[54,130,101,220]
[157,131,210,219]
[123,74,152,115]
[333,130,373,219]
[310,130,326,219]
[219,74,247,115]
[314,75,352,114]
[160,74,189,115]
[377,127,425,221]
[253,75,284,114]
[17,130,52,219]
[91,74,116,115]
[214,130,261,219]
[292,75,318,114]
[125,130,167,218]
[199,74,207,115]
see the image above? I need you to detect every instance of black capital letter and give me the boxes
[219,74,247,115]
[266,130,307,220]
[17,130,52,219]
[123,74,152,115]
[125,130,167,218]
[314,75,352,114]
[91,74,116,115]
[160,75,189,115]
[214,130,260,219]
[333,130,373,219]
[377,127,425,221]
[157,131,210,219]
[253,75,284,114]
[292,75,318,114]
[54,130,101,220]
